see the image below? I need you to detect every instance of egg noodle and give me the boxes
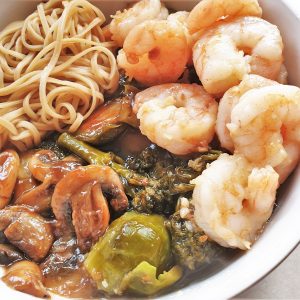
[0,0,119,151]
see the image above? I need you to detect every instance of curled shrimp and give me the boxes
[0,150,20,209]
[227,84,300,183]
[52,165,128,252]
[187,0,262,34]
[117,19,189,86]
[167,11,189,24]
[193,16,283,96]
[109,0,168,47]
[134,83,218,155]
[216,74,278,152]
[167,11,194,65]
[191,154,279,250]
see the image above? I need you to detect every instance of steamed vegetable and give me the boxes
[58,134,196,214]
[168,204,219,270]
[84,211,177,295]
[58,133,149,186]
[58,133,222,214]
[126,145,222,214]
[120,261,182,296]
[188,150,223,172]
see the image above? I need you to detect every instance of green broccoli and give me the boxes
[167,203,220,270]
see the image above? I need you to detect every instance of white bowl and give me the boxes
[0,0,299,299]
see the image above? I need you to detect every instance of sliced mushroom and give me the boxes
[14,177,38,200]
[29,150,82,184]
[12,150,51,212]
[0,150,20,209]
[41,237,82,275]
[0,206,54,261]
[16,150,37,180]
[0,231,7,243]
[52,165,128,252]
[74,95,139,145]
[2,260,49,298]
[44,263,98,298]
[13,150,82,212]
[13,151,38,202]
[40,235,98,297]
[14,178,53,213]
[0,244,23,265]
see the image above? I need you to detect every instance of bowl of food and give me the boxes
[0,0,299,299]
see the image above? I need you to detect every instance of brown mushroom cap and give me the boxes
[52,165,128,252]
[2,260,49,298]
[0,150,20,209]
[0,206,54,261]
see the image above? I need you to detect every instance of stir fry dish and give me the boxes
[0,0,299,298]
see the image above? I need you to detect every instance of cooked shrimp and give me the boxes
[167,11,189,24]
[273,143,299,184]
[187,0,262,34]
[277,64,288,84]
[134,83,218,155]
[227,84,300,183]
[191,154,279,249]
[167,11,194,65]
[117,20,189,86]
[52,165,128,252]
[0,150,20,209]
[216,74,278,152]
[109,0,168,47]
[193,16,283,95]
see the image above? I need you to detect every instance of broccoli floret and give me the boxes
[188,150,223,172]
[127,146,222,215]
[58,133,222,216]
[126,145,198,214]
[167,204,219,270]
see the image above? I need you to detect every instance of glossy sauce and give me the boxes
[44,266,99,298]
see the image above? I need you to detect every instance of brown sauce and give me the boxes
[44,266,99,299]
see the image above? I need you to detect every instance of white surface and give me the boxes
[283,0,300,18]
[0,1,300,300]
[238,245,300,299]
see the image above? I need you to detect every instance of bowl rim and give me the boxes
[160,0,300,298]
[0,1,300,300]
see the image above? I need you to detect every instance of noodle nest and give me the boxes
[0,0,119,151]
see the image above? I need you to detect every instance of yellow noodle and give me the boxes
[0,0,119,150]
